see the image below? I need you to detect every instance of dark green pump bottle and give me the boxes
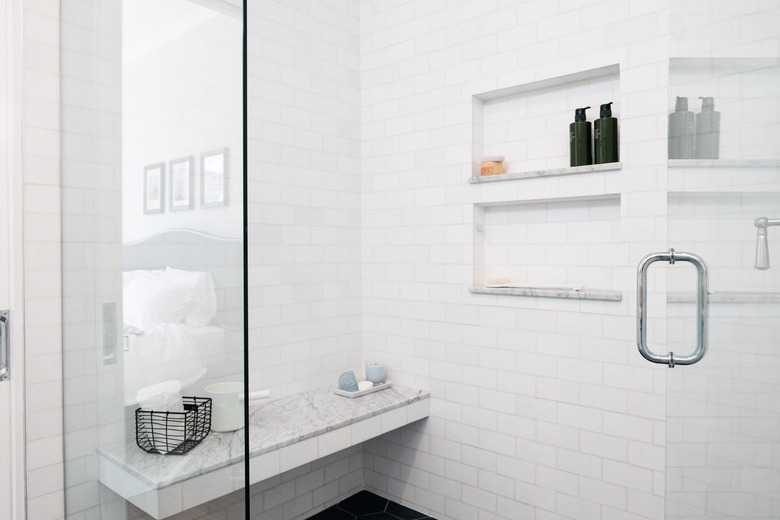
[569,106,592,167]
[594,102,619,164]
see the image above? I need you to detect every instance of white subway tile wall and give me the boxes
[360,1,670,519]
[23,0,65,518]
[60,0,125,517]
[20,0,780,519]
[246,0,363,400]
[243,0,366,518]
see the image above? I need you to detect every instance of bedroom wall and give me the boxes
[121,0,243,243]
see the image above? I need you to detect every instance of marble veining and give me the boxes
[97,385,428,490]
[469,285,622,301]
[668,290,780,303]
[667,158,780,168]
[468,162,621,183]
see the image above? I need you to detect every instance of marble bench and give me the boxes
[96,384,430,519]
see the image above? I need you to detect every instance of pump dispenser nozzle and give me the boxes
[599,102,613,118]
[699,96,715,111]
[675,96,688,111]
[574,106,590,121]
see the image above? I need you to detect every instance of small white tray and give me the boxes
[334,381,392,398]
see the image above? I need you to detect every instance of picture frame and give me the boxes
[201,148,227,208]
[169,156,194,211]
[143,163,165,214]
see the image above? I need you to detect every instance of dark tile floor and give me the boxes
[307,490,436,520]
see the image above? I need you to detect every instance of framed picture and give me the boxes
[201,148,227,208]
[143,163,165,214]
[169,156,194,211]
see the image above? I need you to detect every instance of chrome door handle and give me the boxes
[637,249,708,367]
[0,310,8,380]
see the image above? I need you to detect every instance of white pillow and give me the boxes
[122,269,162,289]
[159,267,217,327]
[123,271,192,332]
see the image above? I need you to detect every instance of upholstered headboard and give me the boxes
[122,230,243,328]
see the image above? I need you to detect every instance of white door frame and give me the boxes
[2,0,26,518]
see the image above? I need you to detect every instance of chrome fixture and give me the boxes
[754,217,780,270]
[637,249,709,367]
[1,310,9,381]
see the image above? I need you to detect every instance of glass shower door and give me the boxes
[61,0,246,518]
[664,4,780,518]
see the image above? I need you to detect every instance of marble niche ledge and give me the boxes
[97,385,430,520]
[470,285,623,301]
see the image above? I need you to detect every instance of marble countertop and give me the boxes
[97,384,429,490]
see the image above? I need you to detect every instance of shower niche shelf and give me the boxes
[472,63,620,179]
[668,159,780,168]
[469,162,621,184]
[668,291,780,304]
[471,194,624,302]
[470,285,621,301]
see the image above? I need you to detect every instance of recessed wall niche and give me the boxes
[472,64,620,178]
[669,58,780,164]
[472,195,623,301]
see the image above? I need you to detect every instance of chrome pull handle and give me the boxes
[637,249,709,367]
[0,310,9,381]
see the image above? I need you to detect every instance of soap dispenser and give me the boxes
[594,102,618,164]
[569,106,592,167]
[694,96,720,159]
[668,96,695,159]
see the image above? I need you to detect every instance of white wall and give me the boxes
[122,0,243,243]
[246,0,363,398]
[359,1,671,519]
[21,0,65,518]
[360,2,780,520]
[664,4,780,519]
[26,1,780,520]
[60,0,125,517]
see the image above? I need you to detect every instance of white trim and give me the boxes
[122,228,242,246]
[6,0,25,518]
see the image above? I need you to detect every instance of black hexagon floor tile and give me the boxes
[306,506,357,520]
[386,501,430,520]
[307,490,436,520]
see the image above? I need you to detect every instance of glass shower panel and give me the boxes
[666,3,780,519]
[62,1,245,518]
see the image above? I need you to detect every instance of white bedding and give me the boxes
[122,267,223,406]
[123,324,226,406]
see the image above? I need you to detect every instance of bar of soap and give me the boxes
[338,370,358,392]
[357,381,373,391]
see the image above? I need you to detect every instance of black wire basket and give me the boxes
[135,396,212,455]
